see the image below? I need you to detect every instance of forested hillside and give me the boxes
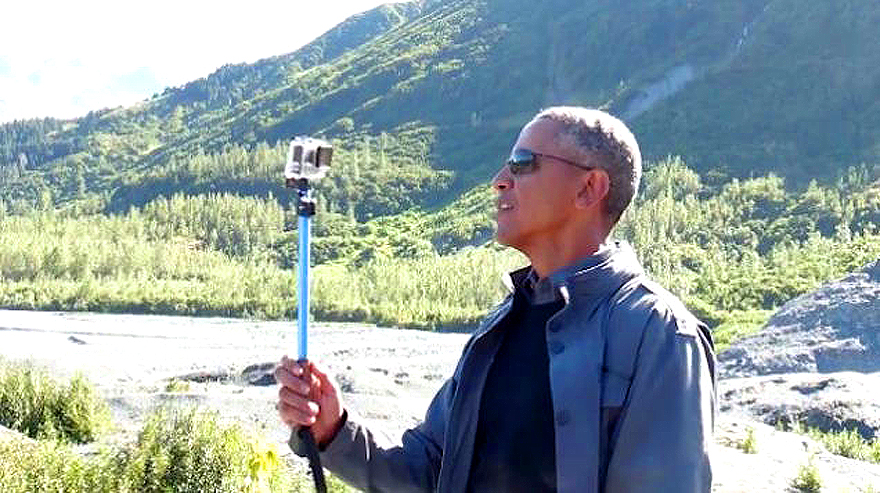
[1,0,879,338]
[3,0,880,212]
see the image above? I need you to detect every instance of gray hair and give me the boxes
[533,107,642,225]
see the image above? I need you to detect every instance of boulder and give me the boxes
[720,371,880,440]
[720,260,880,378]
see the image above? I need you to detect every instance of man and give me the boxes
[276,107,716,492]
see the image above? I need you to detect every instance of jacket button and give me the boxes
[549,341,565,355]
[556,410,571,426]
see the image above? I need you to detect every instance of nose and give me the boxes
[492,164,512,192]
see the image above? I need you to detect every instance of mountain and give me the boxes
[2,0,879,212]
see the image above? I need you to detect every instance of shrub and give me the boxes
[106,408,297,493]
[791,456,823,492]
[164,379,192,393]
[0,361,110,443]
[811,428,871,462]
[0,435,116,493]
[739,426,758,454]
[787,422,879,465]
[0,403,351,492]
[873,440,880,464]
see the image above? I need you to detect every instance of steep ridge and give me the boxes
[2,0,879,210]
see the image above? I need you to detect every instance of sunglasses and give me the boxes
[506,148,595,175]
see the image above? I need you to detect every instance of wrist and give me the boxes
[317,409,348,450]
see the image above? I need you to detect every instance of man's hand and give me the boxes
[275,356,344,447]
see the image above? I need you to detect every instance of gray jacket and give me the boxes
[294,241,716,492]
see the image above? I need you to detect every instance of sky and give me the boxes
[0,0,405,123]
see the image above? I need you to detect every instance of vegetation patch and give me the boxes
[784,421,880,464]
[0,360,110,443]
[737,426,758,454]
[809,428,880,464]
[1,159,879,339]
[105,409,298,493]
[0,408,324,493]
[164,379,192,393]
[0,363,353,492]
[790,455,823,493]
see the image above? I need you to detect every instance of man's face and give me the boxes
[493,119,586,253]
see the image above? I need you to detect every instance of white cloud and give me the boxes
[0,0,406,122]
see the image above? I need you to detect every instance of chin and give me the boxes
[494,228,510,246]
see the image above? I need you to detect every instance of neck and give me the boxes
[524,226,608,278]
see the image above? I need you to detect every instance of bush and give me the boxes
[0,362,110,443]
[874,440,880,464]
[0,396,353,492]
[738,426,758,454]
[0,435,115,493]
[812,428,870,461]
[791,456,822,492]
[806,427,878,463]
[107,409,297,493]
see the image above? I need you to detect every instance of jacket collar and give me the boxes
[502,240,644,302]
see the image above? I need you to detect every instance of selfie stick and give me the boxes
[297,182,313,363]
[285,137,332,493]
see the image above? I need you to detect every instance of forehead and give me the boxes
[515,119,565,151]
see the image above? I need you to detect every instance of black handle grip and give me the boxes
[295,426,327,493]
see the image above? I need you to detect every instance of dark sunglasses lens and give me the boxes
[507,149,537,174]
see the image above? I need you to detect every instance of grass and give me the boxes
[0,437,114,493]
[808,428,880,464]
[0,406,356,493]
[164,379,192,393]
[106,409,297,493]
[712,309,774,353]
[783,421,880,464]
[0,409,301,493]
[0,360,111,443]
[0,362,355,492]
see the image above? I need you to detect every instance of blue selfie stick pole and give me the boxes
[293,179,327,493]
[298,209,310,360]
[284,137,331,493]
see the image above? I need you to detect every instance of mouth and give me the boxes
[497,201,513,212]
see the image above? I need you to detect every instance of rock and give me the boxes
[68,335,87,345]
[241,362,277,386]
[720,371,880,440]
[720,260,880,378]
[0,424,34,445]
[175,369,236,383]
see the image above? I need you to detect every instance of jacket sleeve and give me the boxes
[603,305,716,493]
[298,374,456,493]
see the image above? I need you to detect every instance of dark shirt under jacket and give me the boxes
[466,287,565,493]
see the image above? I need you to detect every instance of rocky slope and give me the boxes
[720,260,880,378]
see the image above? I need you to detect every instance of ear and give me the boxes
[574,169,610,210]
